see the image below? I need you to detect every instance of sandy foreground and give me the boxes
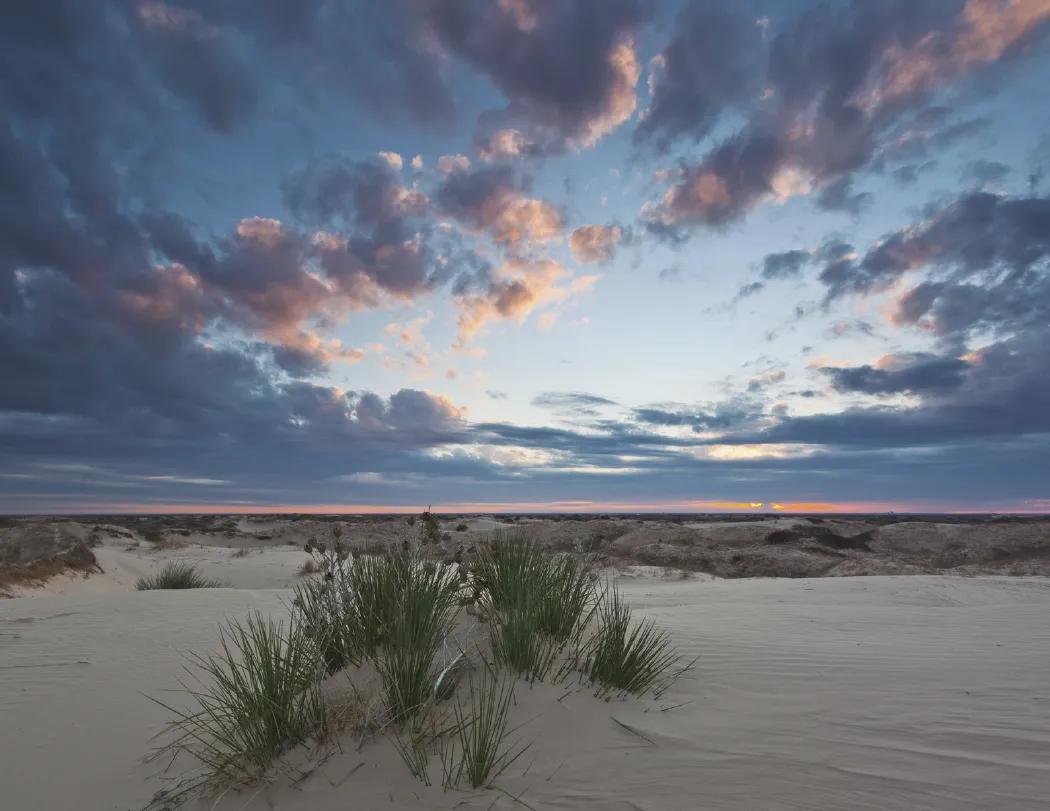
[2,571,1049,811]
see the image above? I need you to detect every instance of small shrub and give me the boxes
[136,562,222,590]
[148,613,325,794]
[582,585,684,697]
[297,558,318,576]
[455,523,468,532]
[419,507,441,545]
[291,576,358,674]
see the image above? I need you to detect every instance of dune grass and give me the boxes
[373,554,463,721]
[136,561,222,590]
[148,612,325,794]
[475,532,595,681]
[146,526,690,804]
[582,584,686,698]
[442,668,529,789]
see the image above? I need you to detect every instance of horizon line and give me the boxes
[3,498,1049,516]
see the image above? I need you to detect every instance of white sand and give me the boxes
[3,575,1049,810]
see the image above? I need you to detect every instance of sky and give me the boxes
[2,0,1050,514]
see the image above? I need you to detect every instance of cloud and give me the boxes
[634,0,763,152]
[533,391,619,414]
[728,329,1050,449]
[746,369,786,392]
[453,259,597,345]
[135,1,259,133]
[644,0,1050,235]
[437,154,471,175]
[435,164,562,247]
[377,151,404,171]
[962,159,1010,185]
[421,0,649,148]
[283,155,428,231]
[820,191,1050,308]
[634,396,767,434]
[761,249,812,280]
[475,128,539,161]
[570,224,623,263]
[820,352,971,394]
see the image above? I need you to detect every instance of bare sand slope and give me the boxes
[2,576,1049,810]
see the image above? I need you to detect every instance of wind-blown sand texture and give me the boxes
[2,573,1049,810]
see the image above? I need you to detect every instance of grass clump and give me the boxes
[475,532,595,681]
[373,554,463,721]
[148,613,325,797]
[136,561,222,590]
[442,668,530,789]
[582,585,685,698]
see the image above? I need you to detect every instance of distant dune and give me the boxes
[3,514,1050,597]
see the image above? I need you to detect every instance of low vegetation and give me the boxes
[146,518,689,808]
[442,668,529,789]
[583,584,686,698]
[147,613,324,801]
[135,562,222,590]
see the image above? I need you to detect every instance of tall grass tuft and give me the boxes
[442,669,530,789]
[582,585,684,698]
[475,532,595,680]
[149,612,325,792]
[373,553,463,721]
[345,549,415,657]
[136,561,222,590]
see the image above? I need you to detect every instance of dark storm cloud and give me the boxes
[761,249,812,280]
[821,353,970,394]
[420,0,651,148]
[0,3,485,497]
[820,191,1050,306]
[743,186,1050,459]
[644,0,1050,235]
[135,2,258,133]
[283,155,428,231]
[633,396,765,433]
[634,0,763,152]
[729,328,1050,449]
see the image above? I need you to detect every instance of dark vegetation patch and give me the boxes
[765,526,874,551]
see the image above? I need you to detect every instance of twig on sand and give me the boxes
[610,715,656,746]
[328,760,365,787]
[492,785,538,810]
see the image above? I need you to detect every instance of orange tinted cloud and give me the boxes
[570,224,623,263]
[454,259,597,346]
[865,0,1050,108]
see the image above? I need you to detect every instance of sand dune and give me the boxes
[3,574,1049,810]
